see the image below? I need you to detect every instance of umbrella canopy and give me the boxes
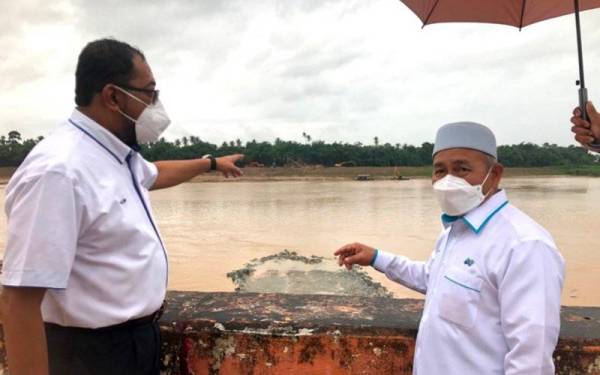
[399,0,600,122]
[401,0,600,29]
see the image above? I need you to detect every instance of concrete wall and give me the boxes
[159,292,600,374]
[2,291,600,374]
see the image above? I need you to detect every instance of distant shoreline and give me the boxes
[2,165,599,186]
[188,165,600,182]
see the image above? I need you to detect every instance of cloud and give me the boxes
[277,48,364,78]
[1,0,600,147]
[0,1,76,90]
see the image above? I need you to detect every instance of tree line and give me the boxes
[0,131,597,168]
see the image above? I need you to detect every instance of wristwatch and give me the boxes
[202,154,217,171]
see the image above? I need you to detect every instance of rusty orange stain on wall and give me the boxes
[182,332,414,375]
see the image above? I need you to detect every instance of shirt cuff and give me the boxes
[2,269,69,289]
[144,162,159,189]
[372,250,396,273]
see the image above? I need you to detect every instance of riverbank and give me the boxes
[0,168,15,185]
[1,165,600,185]
[194,165,600,182]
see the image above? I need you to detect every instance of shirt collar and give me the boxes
[68,109,135,165]
[441,190,509,234]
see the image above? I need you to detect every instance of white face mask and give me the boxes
[114,86,171,144]
[433,169,493,216]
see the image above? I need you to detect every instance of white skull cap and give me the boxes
[433,121,497,159]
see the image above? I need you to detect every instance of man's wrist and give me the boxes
[202,154,218,171]
[370,249,379,267]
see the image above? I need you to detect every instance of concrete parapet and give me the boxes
[158,292,600,374]
[0,291,599,374]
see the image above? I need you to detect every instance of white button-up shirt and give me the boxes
[374,190,564,375]
[2,109,168,329]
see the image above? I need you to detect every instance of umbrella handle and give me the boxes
[574,0,591,123]
[579,87,600,150]
[578,87,589,122]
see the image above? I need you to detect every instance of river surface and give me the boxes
[0,177,598,306]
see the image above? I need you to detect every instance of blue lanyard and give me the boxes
[69,119,169,287]
[126,152,169,287]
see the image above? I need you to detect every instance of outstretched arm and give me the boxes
[334,243,435,294]
[151,154,244,190]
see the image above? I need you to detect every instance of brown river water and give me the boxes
[1,177,598,306]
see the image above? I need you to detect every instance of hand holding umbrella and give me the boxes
[571,102,600,152]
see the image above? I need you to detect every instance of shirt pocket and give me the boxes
[438,267,483,329]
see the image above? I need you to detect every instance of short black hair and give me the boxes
[75,38,145,106]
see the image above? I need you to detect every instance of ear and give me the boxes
[100,85,122,113]
[491,163,504,185]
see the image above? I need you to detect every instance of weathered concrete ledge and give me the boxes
[0,291,599,374]
[157,291,600,374]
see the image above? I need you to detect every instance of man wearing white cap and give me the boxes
[335,122,565,374]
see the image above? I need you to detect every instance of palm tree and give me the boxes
[302,132,312,143]
[8,130,22,144]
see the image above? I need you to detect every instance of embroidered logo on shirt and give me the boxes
[464,258,475,267]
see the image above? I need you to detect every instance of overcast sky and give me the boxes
[3,0,600,146]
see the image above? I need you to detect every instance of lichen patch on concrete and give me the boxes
[227,250,392,297]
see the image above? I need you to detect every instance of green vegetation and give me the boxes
[1,131,598,172]
[0,131,43,167]
[553,165,600,177]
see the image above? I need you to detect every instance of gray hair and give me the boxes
[484,154,497,169]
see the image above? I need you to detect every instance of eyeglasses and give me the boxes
[118,84,160,105]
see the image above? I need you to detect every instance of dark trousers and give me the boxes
[45,320,160,375]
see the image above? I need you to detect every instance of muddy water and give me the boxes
[0,177,598,306]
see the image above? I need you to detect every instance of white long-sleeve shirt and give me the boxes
[373,190,564,375]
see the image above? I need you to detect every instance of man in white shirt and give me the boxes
[0,38,243,375]
[335,122,565,374]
